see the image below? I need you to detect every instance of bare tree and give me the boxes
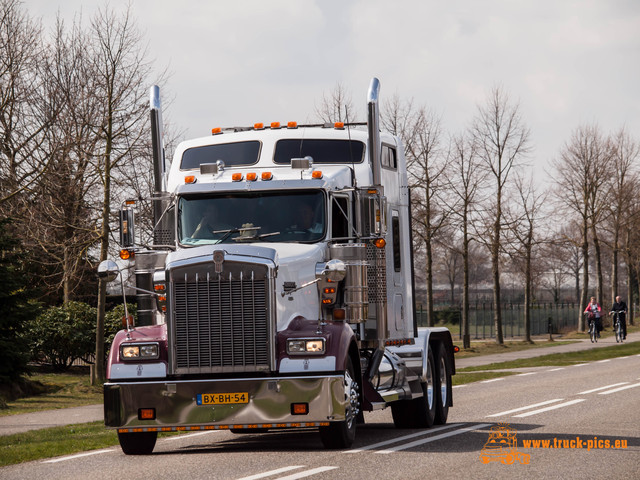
[0,0,54,210]
[88,5,156,384]
[314,82,356,123]
[505,173,547,342]
[552,125,611,331]
[606,127,639,304]
[441,131,485,348]
[20,16,104,303]
[406,108,448,327]
[472,86,531,344]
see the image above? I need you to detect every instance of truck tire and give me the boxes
[391,348,436,428]
[117,431,157,455]
[434,342,450,425]
[319,357,359,449]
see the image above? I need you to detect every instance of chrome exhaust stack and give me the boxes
[367,78,382,187]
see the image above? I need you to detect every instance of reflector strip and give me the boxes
[116,422,330,433]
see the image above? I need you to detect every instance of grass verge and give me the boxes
[459,340,640,372]
[454,339,577,358]
[0,369,102,417]
[452,370,516,385]
[0,421,117,467]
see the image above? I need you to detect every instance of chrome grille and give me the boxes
[171,264,270,374]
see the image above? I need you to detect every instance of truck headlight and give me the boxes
[286,338,325,355]
[120,343,159,360]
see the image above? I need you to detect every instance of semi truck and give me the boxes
[98,77,456,455]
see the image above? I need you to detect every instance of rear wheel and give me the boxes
[615,320,622,343]
[118,431,157,455]
[391,348,436,429]
[319,357,359,449]
[434,343,451,425]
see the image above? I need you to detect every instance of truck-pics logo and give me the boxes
[480,423,531,465]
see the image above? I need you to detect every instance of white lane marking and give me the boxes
[376,423,492,454]
[485,399,564,418]
[578,383,629,394]
[596,359,611,363]
[572,363,589,367]
[548,368,565,372]
[516,372,536,377]
[236,466,306,480]
[42,448,115,463]
[453,385,468,389]
[164,430,219,441]
[599,382,640,395]
[275,467,338,480]
[344,424,462,453]
[481,378,505,383]
[513,399,585,418]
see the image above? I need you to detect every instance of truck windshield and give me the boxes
[178,190,326,245]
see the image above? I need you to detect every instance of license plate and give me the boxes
[196,392,249,405]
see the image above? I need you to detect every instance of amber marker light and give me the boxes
[270,122,281,129]
[254,123,264,130]
[138,408,156,420]
[287,121,298,129]
[211,127,222,135]
[246,172,257,181]
[374,238,386,249]
[261,171,273,180]
[311,170,323,179]
[291,403,309,415]
[333,308,346,321]
[334,122,345,129]
[232,173,243,181]
[185,175,196,184]
[119,249,134,260]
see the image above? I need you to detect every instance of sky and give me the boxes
[23,0,640,182]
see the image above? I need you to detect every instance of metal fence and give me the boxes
[416,303,582,340]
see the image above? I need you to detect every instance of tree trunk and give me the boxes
[591,224,604,312]
[491,201,503,344]
[425,236,434,327]
[579,219,589,332]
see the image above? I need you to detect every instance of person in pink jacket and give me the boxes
[584,296,603,337]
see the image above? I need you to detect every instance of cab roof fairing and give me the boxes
[173,164,357,195]
[166,127,399,192]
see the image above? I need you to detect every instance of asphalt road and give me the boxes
[2,350,638,479]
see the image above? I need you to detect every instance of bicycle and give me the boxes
[610,311,624,343]
[585,313,598,343]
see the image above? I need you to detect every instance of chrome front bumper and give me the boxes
[104,374,347,431]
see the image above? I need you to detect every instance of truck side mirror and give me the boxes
[322,259,346,282]
[119,207,135,247]
[357,187,387,238]
[97,260,120,283]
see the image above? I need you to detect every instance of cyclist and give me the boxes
[611,295,627,340]
[584,297,602,338]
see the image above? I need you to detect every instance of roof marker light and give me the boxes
[271,122,281,129]
[261,171,273,180]
[185,175,196,184]
[311,170,323,179]
[232,173,243,181]
[254,123,264,130]
[246,172,257,181]
[211,127,222,135]
[334,122,345,129]
[287,121,298,129]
